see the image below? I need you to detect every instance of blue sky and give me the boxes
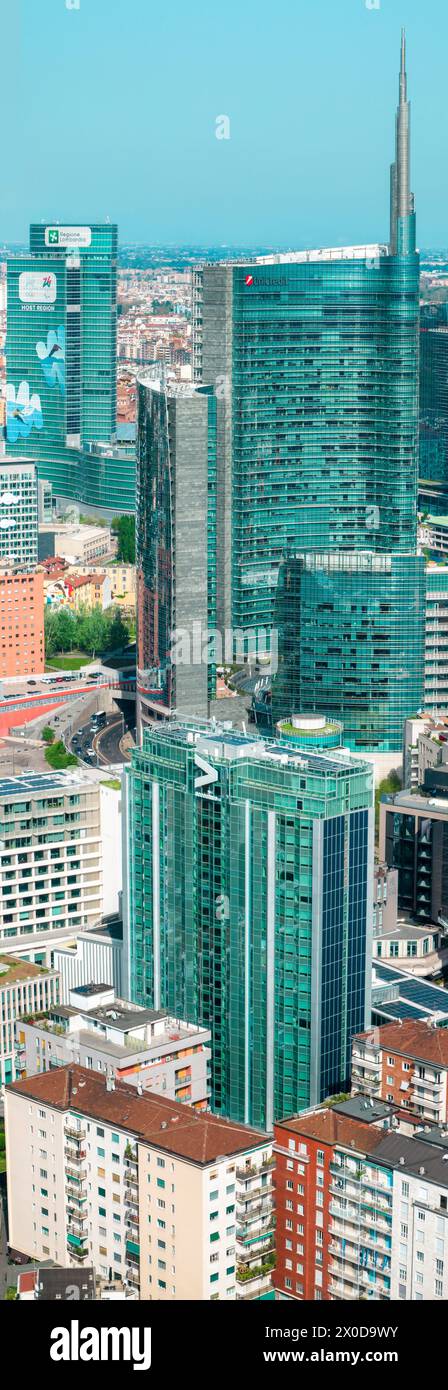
[3,0,448,247]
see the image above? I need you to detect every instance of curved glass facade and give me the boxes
[5,224,134,514]
[272,552,426,752]
[194,245,420,638]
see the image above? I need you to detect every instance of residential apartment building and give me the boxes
[403,713,448,790]
[373,920,448,978]
[0,570,44,677]
[0,954,59,1090]
[123,719,374,1130]
[0,772,103,948]
[0,458,38,568]
[18,983,211,1110]
[351,1020,448,1123]
[5,1064,275,1300]
[424,566,448,714]
[274,1098,448,1302]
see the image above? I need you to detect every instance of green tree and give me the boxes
[112,515,135,564]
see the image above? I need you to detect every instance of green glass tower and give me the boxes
[5,223,134,515]
[193,35,424,749]
[123,721,374,1129]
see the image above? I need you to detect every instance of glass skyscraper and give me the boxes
[136,374,217,725]
[123,721,374,1130]
[193,35,424,749]
[5,223,134,514]
[419,304,448,513]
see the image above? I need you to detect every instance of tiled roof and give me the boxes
[355,1019,448,1067]
[275,1108,387,1155]
[6,1065,267,1165]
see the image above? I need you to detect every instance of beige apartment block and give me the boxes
[5,1065,274,1299]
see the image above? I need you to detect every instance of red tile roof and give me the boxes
[275,1108,387,1155]
[7,1065,267,1165]
[355,1020,448,1067]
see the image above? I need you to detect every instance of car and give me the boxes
[27,680,37,686]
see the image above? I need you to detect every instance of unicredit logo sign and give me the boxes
[244,274,287,287]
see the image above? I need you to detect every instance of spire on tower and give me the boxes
[389,29,415,255]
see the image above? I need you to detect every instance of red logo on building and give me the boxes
[245,274,254,286]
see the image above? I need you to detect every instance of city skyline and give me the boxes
[2,1,448,246]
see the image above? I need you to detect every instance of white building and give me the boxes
[0,457,38,568]
[5,1064,274,1299]
[0,954,59,1091]
[18,982,211,1110]
[0,772,103,950]
[53,918,123,1002]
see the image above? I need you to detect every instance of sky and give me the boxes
[2,0,448,248]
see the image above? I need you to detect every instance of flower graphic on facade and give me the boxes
[36,326,65,393]
[5,381,43,443]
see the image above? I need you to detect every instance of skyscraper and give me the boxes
[5,224,134,515]
[136,375,216,725]
[419,304,448,512]
[193,35,425,752]
[123,720,374,1130]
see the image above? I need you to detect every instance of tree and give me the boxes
[112,515,135,564]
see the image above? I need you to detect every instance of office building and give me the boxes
[192,34,422,737]
[273,1099,448,1301]
[0,458,38,568]
[5,1064,275,1300]
[379,786,448,924]
[19,983,211,1110]
[351,1020,448,1123]
[0,772,103,947]
[38,523,116,565]
[123,720,374,1130]
[0,570,44,677]
[136,375,216,724]
[5,224,134,515]
[420,306,448,511]
[271,551,425,754]
[0,954,59,1090]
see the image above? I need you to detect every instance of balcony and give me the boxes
[236,1157,275,1180]
[64,1121,86,1142]
[236,1237,275,1263]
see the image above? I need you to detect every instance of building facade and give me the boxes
[351,1020,448,1123]
[0,772,103,947]
[5,224,134,514]
[0,570,44,677]
[0,954,59,1090]
[425,566,448,713]
[123,720,374,1130]
[274,1100,448,1302]
[380,787,448,924]
[271,552,425,753]
[5,1064,275,1300]
[18,983,211,1110]
[0,458,38,568]
[136,375,216,724]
